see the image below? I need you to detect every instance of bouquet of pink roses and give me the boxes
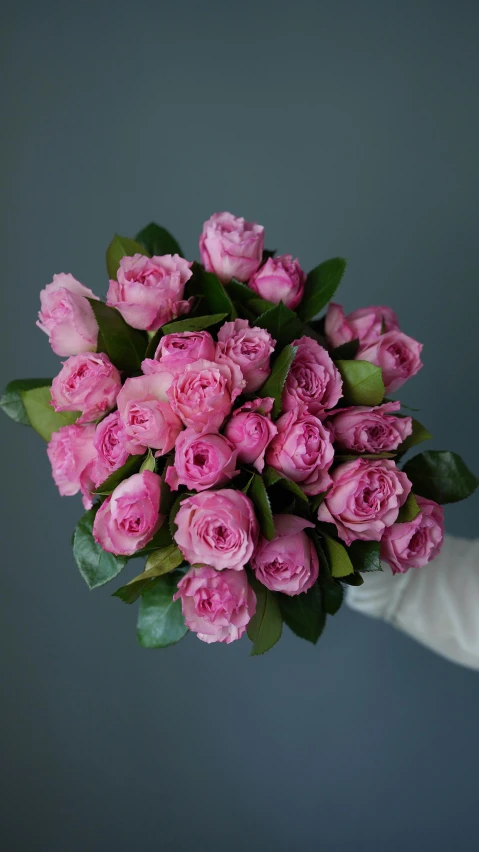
[2,212,477,653]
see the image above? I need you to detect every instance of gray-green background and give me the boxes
[2,1,478,850]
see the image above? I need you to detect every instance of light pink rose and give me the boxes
[325,303,399,349]
[93,471,163,556]
[51,352,121,424]
[266,407,334,495]
[317,458,411,545]
[106,253,193,331]
[174,489,258,571]
[37,273,99,357]
[167,358,245,432]
[251,515,319,596]
[326,401,412,453]
[47,423,97,509]
[117,374,183,455]
[248,255,305,310]
[381,496,444,574]
[166,428,239,491]
[282,336,343,417]
[155,331,216,365]
[223,398,277,473]
[216,319,275,393]
[90,411,130,487]
[199,211,264,283]
[358,330,423,393]
[174,566,256,644]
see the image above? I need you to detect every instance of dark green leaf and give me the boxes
[336,359,385,406]
[247,576,282,656]
[279,583,326,644]
[116,545,184,605]
[73,507,127,589]
[258,344,297,418]
[87,299,148,373]
[161,313,228,335]
[335,452,396,461]
[248,298,277,315]
[297,258,347,322]
[396,492,420,523]
[398,418,432,454]
[21,386,79,441]
[227,279,260,305]
[137,572,188,649]
[0,378,52,426]
[249,474,275,540]
[348,540,382,572]
[263,465,308,502]
[94,454,144,495]
[331,339,360,360]
[113,574,163,604]
[402,450,479,504]
[312,533,345,614]
[322,534,354,578]
[201,270,237,319]
[340,573,364,586]
[133,521,174,557]
[262,248,276,263]
[135,222,183,258]
[255,302,304,348]
[106,234,149,280]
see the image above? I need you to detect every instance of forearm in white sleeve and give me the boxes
[347,535,479,670]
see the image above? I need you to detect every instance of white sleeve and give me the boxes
[346,535,479,670]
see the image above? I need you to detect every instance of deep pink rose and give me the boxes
[224,397,277,473]
[51,352,121,424]
[167,358,245,432]
[47,423,97,509]
[37,273,99,357]
[106,253,193,331]
[358,330,423,393]
[251,515,319,596]
[248,255,305,310]
[117,374,183,455]
[216,319,275,393]
[154,331,216,365]
[90,411,130,487]
[326,401,412,453]
[174,566,256,644]
[199,211,264,283]
[381,496,444,574]
[166,428,239,491]
[282,336,343,417]
[93,471,163,556]
[325,303,399,349]
[317,458,411,545]
[266,407,334,495]
[174,489,258,571]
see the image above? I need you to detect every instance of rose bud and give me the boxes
[251,515,319,596]
[37,273,99,357]
[282,336,343,418]
[117,374,183,456]
[381,496,444,574]
[326,400,412,453]
[50,352,121,424]
[358,330,423,393]
[216,319,275,393]
[93,471,163,556]
[199,211,264,283]
[106,253,193,331]
[266,407,334,496]
[166,428,239,492]
[47,423,97,508]
[224,398,277,473]
[90,411,130,487]
[325,303,399,349]
[248,255,305,310]
[167,357,245,432]
[174,566,256,644]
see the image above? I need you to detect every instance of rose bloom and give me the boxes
[283,336,343,417]
[358,330,423,393]
[251,515,320,596]
[199,211,264,283]
[165,428,239,491]
[50,352,122,424]
[154,331,216,366]
[174,489,258,571]
[167,357,245,432]
[216,319,275,393]
[37,273,99,357]
[326,400,412,453]
[93,470,163,556]
[317,458,411,545]
[106,253,193,331]
[174,566,256,644]
[117,374,183,455]
[47,423,97,508]
[90,411,130,487]
[266,407,334,495]
[248,254,305,310]
[381,496,444,574]
[325,303,399,349]
[224,397,277,473]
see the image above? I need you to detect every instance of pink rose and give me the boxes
[248,255,305,310]
[93,471,163,556]
[325,303,399,349]
[326,401,412,453]
[51,352,121,424]
[165,428,239,491]
[117,374,183,455]
[266,407,334,495]
[47,423,97,508]
[37,273,99,357]
[251,515,319,596]
[282,336,343,417]
[167,358,245,432]
[174,489,258,571]
[317,458,411,545]
[358,330,423,393]
[106,253,193,331]
[381,496,444,574]
[199,211,264,283]
[90,411,130,487]
[223,397,277,473]
[174,566,256,644]
[216,319,275,393]
[155,331,216,365]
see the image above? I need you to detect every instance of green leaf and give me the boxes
[255,302,304,349]
[322,534,354,578]
[133,521,174,557]
[249,474,275,540]
[106,233,149,280]
[331,339,360,360]
[226,279,260,305]
[336,359,385,406]
[21,386,79,441]
[248,298,277,315]
[398,418,432,454]
[396,492,420,523]
[114,544,184,604]
[161,313,228,335]
[112,574,163,604]
[263,465,308,503]
[402,450,479,504]
[140,449,156,473]
[313,534,345,614]
[94,454,144,495]
[247,577,282,656]
[279,583,326,644]
[137,572,188,649]
[73,507,127,589]
[87,299,148,373]
[0,378,52,426]
[297,258,347,322]
[201,270,237,319]
[348,540,382,572]
[135,222,183,258]
[340,572,364,586]
[258,344,297,418]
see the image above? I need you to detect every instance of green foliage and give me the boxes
[297,258,347,322]
[94,454,144,495]
[21,386,79,441]
[113,545,184,605]
[136,572,188,649]
[322,534,354,578]
[263,465,308,502]
[279,583,326,643]
[106,234,149,280]
[247,576,283,655]
[249,475,275,540]
[336,359,385,406]
[73,507,127,589]
[397,418,432,454]
[0,378,52,426]
[88,299,147,373]
[258,344,297,418]
[135,222,183,258]
[348,540,382,572]
[161,313,228,334]
[201,270,237,318]
[140,449,156,473]
[403,451,478,504]
[396,492,420,523]
[255,302,304,348]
